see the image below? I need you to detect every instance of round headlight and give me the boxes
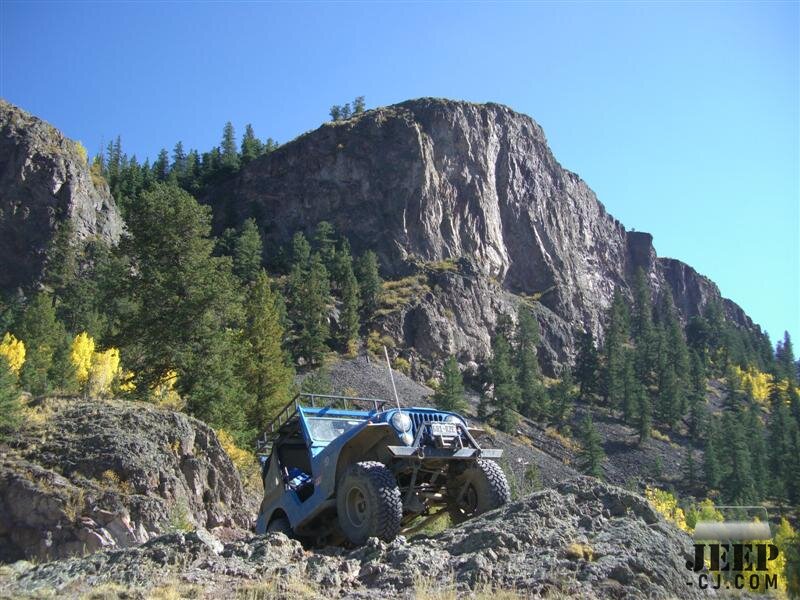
[445,415,466,428]
[390,411,412,432]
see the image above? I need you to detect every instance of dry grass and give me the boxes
[236,574,319,599]
[24,402,55,428]
[79,583,128,599]
[98,469,134,495]
[63,488,85,521]
[545,427,580,452]
[414,574,534,599]
[377,274,431,316]
[147,583,202,600]
[564,542,594,561]
[423,259,459,273]
[650,428,671,443]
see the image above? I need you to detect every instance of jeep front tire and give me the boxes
[447,458,511,524]
[337,461,402,545]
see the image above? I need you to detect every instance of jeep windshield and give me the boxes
[306,416,368,442]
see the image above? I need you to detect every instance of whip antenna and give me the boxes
[383,345,402,411]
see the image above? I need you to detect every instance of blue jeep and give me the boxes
[254,393,510,545]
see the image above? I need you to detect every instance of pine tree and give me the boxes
[549,370,575,427]
[489,328,520,433]
[221,122,240,170]
[787,425,800,504]
[153,148,170,181]
[313,221,337,272]
[603,289,630,409]
[352,96,366,114]
[746,406,767,494]
[685,447,696,487]
[240,124,263,164]
[768,395,794,503]
[291,231,311,267]
[660,292,691,415]
[335,242,361,352]
[287,252,331,365]
[434,356,467,413]
[182,150,200,194]
[108,183,243,410]
[243,271,295,433]
[636,379,652,445]
[172,141,187,177]
[687,351,707,443]
[232,219,263,284]
[704,418,722,490]
[354,251,381,321]
[516,307,547,419]
[723,363,745,411]
[776,331,797,384]
[622,351,638,426]
[15,293,70,396]
[578,414,605,478]
[720,411,756,505]
[0,356,21,436]
[574,329,599,402]
[631,268,653,342]
[183,328,252,443]
[656,362,680,429]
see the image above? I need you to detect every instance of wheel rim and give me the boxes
[345,484,368,528]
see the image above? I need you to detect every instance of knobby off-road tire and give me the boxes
[336,461,402,545]
[447,458,511,524]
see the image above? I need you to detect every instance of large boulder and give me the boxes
[0,398,253,562]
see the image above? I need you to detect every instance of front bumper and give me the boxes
[386,421,503,460]
[386,445,503,459]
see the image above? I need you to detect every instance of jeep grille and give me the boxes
[409,411,446,434]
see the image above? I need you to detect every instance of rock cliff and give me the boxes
[208,98,758,369]
[0,99,123,291]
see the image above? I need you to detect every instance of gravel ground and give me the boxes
[297,356,434,407]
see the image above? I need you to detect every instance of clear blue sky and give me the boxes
[2,1,798,347]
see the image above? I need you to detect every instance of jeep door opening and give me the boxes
[255,392,511,546]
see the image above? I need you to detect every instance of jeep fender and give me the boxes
[331,423,396,493]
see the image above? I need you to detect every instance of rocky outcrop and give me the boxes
[0,398,253,562]
[0,477,712,599]
[0,99,123,291]
[208,98,760,368]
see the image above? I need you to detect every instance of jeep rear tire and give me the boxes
[447,458,511,524]
[337,461,402,545]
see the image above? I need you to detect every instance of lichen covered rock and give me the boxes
[0,398,253,562]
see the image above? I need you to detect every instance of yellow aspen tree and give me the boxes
[645,487,688,531]
[71,332,95,385]
[151,370,183,409]
[0,333,26,375]
[117,370,136,394]
[88,348,121,397]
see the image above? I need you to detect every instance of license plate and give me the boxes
[430,423,458,437]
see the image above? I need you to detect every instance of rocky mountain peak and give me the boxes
[0,99,123,290]
[209,97,758,369]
